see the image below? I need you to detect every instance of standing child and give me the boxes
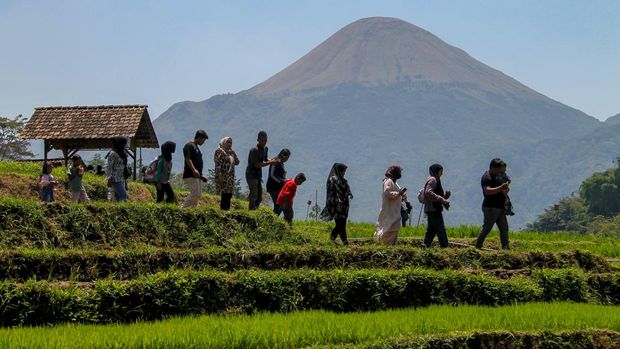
[40,163,58,202]
[67,155,90,203]
[276,173,306,225]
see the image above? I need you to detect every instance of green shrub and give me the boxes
[0,248,610,282]
[4,268,620,326]
[0,199,291,249]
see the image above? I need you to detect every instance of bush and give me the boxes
[0,199,290,249]
[1,268,619,326]
[0,248,611,282]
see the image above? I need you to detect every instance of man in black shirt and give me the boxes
[475,158,511,249]
[245,131,278,210]
[182,130,208,208]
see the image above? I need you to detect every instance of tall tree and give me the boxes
[0,115,34,160]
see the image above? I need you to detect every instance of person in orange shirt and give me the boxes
[276,173,306,225]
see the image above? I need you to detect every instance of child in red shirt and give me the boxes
[276,173,306,224]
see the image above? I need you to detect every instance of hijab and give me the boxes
[218,137,232,150]
[160,141,176,162]
[218,137,236,167]
[429,163,444,196]
[327,163,347,187]
[384,165,402,181]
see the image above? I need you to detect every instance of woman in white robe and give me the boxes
[374,165,407,245]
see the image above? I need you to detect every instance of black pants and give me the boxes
[156,183,175,203]
[220,193,233,210]
[423,212,449,248]
[330,218,348,245]
[269,191,282,215]
[401,209,409,227]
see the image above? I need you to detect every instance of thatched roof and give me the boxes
[21,105,159,149]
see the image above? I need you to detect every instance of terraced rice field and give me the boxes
[0,161,618,348]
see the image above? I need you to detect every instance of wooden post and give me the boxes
[131,144,137,181]
[62,146,68,168]
[43,140,50,164]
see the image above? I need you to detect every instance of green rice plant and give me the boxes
[0,303,618,348]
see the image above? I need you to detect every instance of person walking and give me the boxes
[374,165,407,245]
[154,141,176,203]
[214,136,240,210]
[39,162,58,202]
[245,130,278,210]
[67,154,90,203]
[266,148,291,215]
[276,173,306,225]
[475,158,511,250]
[320,163,353,245]
[182,130,208,208]
[422,164,451,248]
[106,137,129,202]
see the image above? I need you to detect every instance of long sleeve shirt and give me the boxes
[106,151,125,182]
[423,176,448,213]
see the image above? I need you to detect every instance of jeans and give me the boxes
[423,212,448,248]
[112,181,127,202]
[246,178,262,210]
[156,183,175,203]
[220,192,233,210]
[476,207,510,249]
[41,187,54,202]
[269,191,282,215]
[182,177,202,208]
[330,218,348,245]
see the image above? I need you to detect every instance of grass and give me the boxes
[0,303,618,348]
[296,221,620,257]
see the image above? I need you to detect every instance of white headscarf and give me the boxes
[218,137,235,167]
[219,137,232,149]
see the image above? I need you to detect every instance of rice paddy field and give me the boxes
[0,161,618,348]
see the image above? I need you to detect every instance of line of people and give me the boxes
[373,158,512,250]
[38,129,512,250]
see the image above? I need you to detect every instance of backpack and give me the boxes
[417,179,431,204]
[143,157,159,183]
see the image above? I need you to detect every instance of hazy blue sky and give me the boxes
[1,0,618,122]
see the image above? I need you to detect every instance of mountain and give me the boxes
[153,17,613,227]
[605,113,620,125]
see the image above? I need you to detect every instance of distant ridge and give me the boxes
[605,113,620,125]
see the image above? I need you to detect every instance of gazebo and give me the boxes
[20,105,159,179]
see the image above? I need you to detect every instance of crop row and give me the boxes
[0,248,611,282]
[0,268,618,326]
[345,330,620,349]
[0,199,290,249]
